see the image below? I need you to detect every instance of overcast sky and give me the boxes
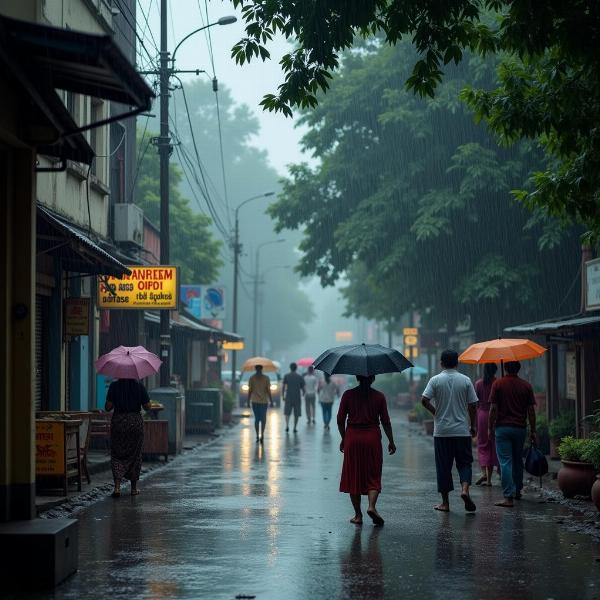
[138,0,307,175]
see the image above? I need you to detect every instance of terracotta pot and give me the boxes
[557,460,598,498]
[407,413,418,423]
[423,419,434,436]
[592,475,600,512]
[222,411,232,424]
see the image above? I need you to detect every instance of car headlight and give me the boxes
[270,384,278,391]
[241,384,249,392]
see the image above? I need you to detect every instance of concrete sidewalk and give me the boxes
[37,422,241,517]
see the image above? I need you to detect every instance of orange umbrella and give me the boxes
[241,356,278,372]
[459,338,546,376]
[459,338,547,364]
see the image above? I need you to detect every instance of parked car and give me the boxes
[238,371,282,407]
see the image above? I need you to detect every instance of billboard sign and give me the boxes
[98,266,178,309]
[180,285,225,320]
[586,258,600,311]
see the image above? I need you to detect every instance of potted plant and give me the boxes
[407,409,418,423]
[548,410,576,459]
[582,435,600,511]
[222,387,235,424]
[557,436,598,498]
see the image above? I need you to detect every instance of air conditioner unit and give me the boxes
[113,203,144,246]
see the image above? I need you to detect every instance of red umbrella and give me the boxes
[297,357,315,367]
[95,345,162,380]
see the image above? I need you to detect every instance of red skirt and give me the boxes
[340,427,383,495]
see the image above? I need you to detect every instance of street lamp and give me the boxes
[253,239,285,355]
[156,3,236,387]
[230,192,275,394]
[257,265,291,355]
[171,16,237,64]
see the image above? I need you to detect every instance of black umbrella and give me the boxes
[313,343,413,376]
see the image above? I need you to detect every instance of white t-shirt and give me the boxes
[304,374,318,395]
[422,369,478,437]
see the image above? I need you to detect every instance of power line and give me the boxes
[137,0,160,57]
[113,0,159,68]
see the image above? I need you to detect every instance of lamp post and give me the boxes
[253,239,285,355]
[230,192,274,393]
[156,4,236,386]
[257,265,291,355]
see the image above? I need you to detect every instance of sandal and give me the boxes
[111,491,121,498]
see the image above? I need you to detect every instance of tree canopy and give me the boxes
[268,41,581,338]
[233,1,600,235]
[135,130,223,284]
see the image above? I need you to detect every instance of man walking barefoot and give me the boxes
[282,362,304,433]
[421,349,478,513]
[488,360,537,507]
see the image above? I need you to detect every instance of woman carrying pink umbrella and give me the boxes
[95,346,161,497]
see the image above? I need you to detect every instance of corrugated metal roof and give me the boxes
[38,205,130,276]
[505,314,600,334]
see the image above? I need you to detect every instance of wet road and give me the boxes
[38,408,600,600]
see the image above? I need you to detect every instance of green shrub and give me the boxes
[580,434,600,470]
[549,410,576,439]
[222,388,235,413]
[414,402,431,422]
[375,373,409,398]
[558,436,592,462]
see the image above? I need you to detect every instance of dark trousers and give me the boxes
[434,436,473,494]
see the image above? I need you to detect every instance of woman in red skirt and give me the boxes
[337,375,396,526]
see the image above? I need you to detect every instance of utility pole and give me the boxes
[158,0,171,386]
[252,239,284,356]
[231,215,240,392]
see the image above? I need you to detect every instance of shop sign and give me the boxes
[586,258,600,311]
[64,298,90,336]
[36,421,65,475]
[335,331,353,342]
[180,285,226,319]
[566,351,577,400]
[98,266,178,309]
[223,341,244,351]
[403,327,418,336]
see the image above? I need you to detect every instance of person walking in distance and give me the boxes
[320,373,338,430]
[282,362,305,433]
[474,363,499,486]
[421,349,478,513]
[488,361,537,507]
[248,364,271,444]
[304,365,319,424]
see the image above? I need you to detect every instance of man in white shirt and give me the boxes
[303,366,319,425]
[421,349,478,513]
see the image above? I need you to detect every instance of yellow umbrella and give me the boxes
[241,356,278,372]
[459,338,546,375]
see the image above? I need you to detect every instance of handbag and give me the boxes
[524,442,548,487]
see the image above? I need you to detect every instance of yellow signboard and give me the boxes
[98,266,178,309]
[36,421,65,475]
[404,347,419,359]
[335,331,353,342]
[404,335,418,346]
[223,341,244,351]
[64,297,90,336]
[403,327,418,336]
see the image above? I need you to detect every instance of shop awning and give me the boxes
[37,205,130,277]
[504,314,600,335]
[0,14,154,163]
[144,311,244,343]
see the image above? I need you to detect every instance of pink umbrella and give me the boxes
[297,357,315,367]
[95,345,162,380]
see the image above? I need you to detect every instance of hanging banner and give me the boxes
[36,421,65,475]
[98,266,178,309]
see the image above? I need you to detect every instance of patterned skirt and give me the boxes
[111,412,144,482]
